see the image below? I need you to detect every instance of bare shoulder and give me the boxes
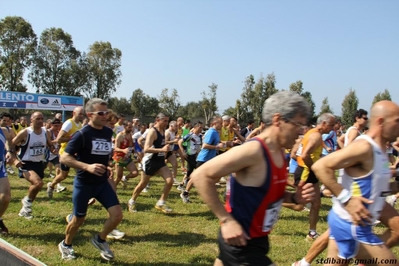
[236,139,264,156]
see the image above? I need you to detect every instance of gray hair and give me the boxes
[317,113,335,125]
[262,91,311,125]
[169,121,177,126]
[156,113,168,120]
[222,115,231,121]
[85,98,107,113]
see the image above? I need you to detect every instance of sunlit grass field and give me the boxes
[1,166,398,265]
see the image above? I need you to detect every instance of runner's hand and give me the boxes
[86,163,107,176]
[295,180,315,204]
[344,196,373,226]
[221,219,251,246]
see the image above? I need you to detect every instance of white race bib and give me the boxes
[91,140,112,155]
[29,146,45,156]
[296,143,303,156]
[262,199,283,232]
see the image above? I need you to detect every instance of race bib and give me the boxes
[91,140,112,155]
[29,146,45,156]
[262,199,283,232]
[158,152,165,157]
[296,143,303,156]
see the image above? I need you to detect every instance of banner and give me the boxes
[0,91,84,111]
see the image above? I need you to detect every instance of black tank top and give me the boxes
[153,127,165,148]
[151,127,166,160]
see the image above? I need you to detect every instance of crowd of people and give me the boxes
[0,91,399,265]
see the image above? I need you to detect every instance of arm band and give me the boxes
[337,189,351,205]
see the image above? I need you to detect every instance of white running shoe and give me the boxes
[59,241,76,260]
[56,183,66,192]
[107,229,125,240]
[47,182,54,199]
[91,235,114,261]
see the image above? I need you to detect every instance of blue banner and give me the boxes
[0,91,84,111]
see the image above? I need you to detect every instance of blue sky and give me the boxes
[2,0,398,115]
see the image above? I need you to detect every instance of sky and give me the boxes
[2,0,398,115]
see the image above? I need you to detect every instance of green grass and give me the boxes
[1,169,398,265]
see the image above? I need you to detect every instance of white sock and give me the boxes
[157,200,165,206]
[129,199,135,204]
[300,258,311,266]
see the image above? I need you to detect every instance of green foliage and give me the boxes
[341,88,359,127]
[29,27,83,95]
[83,41,122,101]
[289,80,316,118]
[176,101,203,119]
[372,89,392,105]
[6,168,395,265]
[0,16,37,92]
[158,88,181,120]
[108,97,132,115]
[228,73,278,125]
[319,97,333,115]
[130,88,160,119]
[201,83,218,125]
[238,74,255,123]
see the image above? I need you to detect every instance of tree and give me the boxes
[201,83,218,125]
[319,97,333,115]
[158,88,181,119]
[238,75,255,123]
[372,89,392,105]
[0,16,37,92]
[341,88,359,127]
[130,88,160,119]
[242,73,279,123]
[224,100,245,125]
[29,27,83,95]
[108,97,132,115]
[289,80,316,119]
[83,41,122,101]
[176,101,203,119]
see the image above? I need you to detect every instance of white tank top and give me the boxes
[344,126,361,147]
[48,129,59,161]
[332,135,391,224]
[165,129,175,151]
[338,126,362,179]
[19,127,47,162]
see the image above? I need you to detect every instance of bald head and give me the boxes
[370,101,399,121]
[370,100,399,142]
[73,106,84,122]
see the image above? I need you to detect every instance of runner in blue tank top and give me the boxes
[0,112,20,234]
[313,100,399,266]
[191,91,315,266]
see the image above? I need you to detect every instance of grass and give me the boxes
[1,168,398,265]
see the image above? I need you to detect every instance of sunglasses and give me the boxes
[361,117,368,121]
[90,111,109,116]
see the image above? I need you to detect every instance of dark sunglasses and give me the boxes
[362,117,368,120]
[90,111,109,116]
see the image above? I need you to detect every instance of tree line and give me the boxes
[0,16,392,127]
[0,16,121,101]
